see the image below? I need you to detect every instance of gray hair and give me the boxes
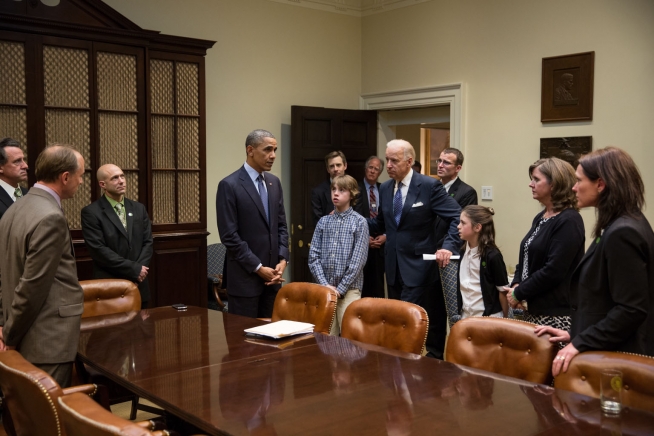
[245,129,275,148]
[365,155,384,169]
[0,137,21,166]
[387,139,415,161]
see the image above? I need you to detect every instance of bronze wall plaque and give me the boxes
[541,52,594,123]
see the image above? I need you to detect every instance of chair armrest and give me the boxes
[62,384,97,396]
[256,318,271,322]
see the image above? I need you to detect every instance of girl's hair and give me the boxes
[578,146,645,238]
[462,205,498,259]
[528,157,578,212]
[331,174,360,207]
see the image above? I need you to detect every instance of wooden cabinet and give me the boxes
[0,0,214,307]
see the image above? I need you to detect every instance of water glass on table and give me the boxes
[600,369,623,414]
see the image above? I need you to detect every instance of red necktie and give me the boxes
[369,186,377,218]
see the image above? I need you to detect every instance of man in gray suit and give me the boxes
[0,144,85,387]
[0,137,29,220]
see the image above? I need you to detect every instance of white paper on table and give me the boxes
[244,320,314,339]
[422,254,461,260]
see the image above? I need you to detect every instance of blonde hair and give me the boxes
[331,175,360,207]
[529,157,578,212]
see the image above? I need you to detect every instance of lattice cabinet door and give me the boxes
[0,37,29,181]
[150,53,204,229]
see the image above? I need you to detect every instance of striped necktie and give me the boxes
[369,185,377,218]
[393,182,403,225]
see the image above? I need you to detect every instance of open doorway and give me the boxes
[377,105,450,182]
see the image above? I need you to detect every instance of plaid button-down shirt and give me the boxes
[309,207,369,296]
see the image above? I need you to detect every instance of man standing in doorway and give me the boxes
[0,144,85,387]
[356,156,386,299]
[216,129,289,318]
[311,150,347,225]
[0,138,29,220]
[81,164,154,308]
[368,140,461,359]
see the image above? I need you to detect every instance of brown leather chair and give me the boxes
[0,350,98,436]
[78,279,144,419]
[81,279,141,321]
[554,351,654,412]
[445,317,557,385]
[340,298,429,355]
[271,282,339,334]
[58,393,174,436]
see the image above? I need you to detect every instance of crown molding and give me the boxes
[268,0,433,17]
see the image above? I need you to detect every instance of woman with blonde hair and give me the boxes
[537,147,654,376]
[507,157,585,331]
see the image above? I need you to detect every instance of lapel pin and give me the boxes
[128,213,133,216]
[269,182,272,186]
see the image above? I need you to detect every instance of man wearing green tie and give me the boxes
[0,137,29,221]
[81,164,153,307]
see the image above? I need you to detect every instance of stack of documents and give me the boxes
[244,320,314,339]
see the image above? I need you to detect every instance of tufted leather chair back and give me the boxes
[340,298,429,355]
[81,279,141,319]
[445,317,557,384]
[554,351,654,412]
[0,350,66,436]
[59,393,157,436]
[271,282,339,334]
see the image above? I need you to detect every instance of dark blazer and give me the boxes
[311,179,333,226]
[356,180,385,298]
[368,171,461,288]
[456,246,509,316]
[0,188,83,364]
[216,166,289,298]
[511,208,585,316]
[0,186,28,221]
[355,180,381,233]
[570,213,654,356]
[81,196,153,303]
[434,178,477,248]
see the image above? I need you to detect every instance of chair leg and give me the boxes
[129,396,139,421]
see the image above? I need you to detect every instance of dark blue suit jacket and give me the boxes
[0,186,28,221]
[216,166,289,298]
[369,171,461,288]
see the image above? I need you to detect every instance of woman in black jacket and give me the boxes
[536,147,654,376]
[507,158,585,331]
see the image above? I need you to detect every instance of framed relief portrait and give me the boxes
[540,136,592,169]
[541,51,594,123]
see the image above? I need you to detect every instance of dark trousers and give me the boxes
[228,286,278,318]
[361,247,385,299]
[388,264,446,359]
[37,362,74,388]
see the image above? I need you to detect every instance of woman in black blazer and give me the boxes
[507,158,585,331]
[536,147,654,376]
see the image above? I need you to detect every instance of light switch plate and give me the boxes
[481,186,493,201]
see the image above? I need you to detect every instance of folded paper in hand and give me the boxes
[422,254,461,260]
[244,320,314,339]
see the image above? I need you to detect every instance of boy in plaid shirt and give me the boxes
[309,175,369,335]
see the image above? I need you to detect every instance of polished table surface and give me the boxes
[77,307,654,435]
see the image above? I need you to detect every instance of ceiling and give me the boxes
[268,0,433,17]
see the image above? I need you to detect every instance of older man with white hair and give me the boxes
[368,139,461,359]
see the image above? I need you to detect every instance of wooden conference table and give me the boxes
[77,307,654,435]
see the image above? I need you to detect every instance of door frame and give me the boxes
[359,83,464,151]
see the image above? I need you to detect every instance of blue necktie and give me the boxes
[393,182,403,225]
[257,175,269,223]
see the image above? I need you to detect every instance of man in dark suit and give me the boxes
[311,150,347,225]
[0,144,85,387]
[368,140,461,359]
[355,156,386,299]
[81,164,153,308]
[216,129,289,318]
[0,138,29,220]
[434,148,477,246]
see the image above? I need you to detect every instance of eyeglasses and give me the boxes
[437,159,454,166]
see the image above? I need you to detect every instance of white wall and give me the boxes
[104,0,362,243]
[362,0,654,265]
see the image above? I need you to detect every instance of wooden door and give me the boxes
[290,106,377,282]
